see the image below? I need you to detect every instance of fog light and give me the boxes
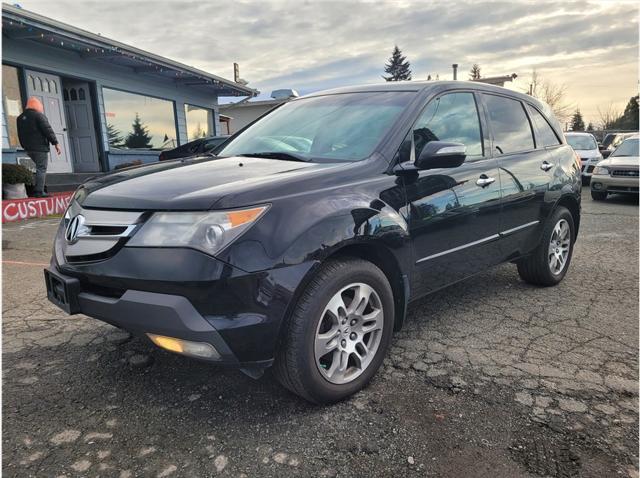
[592,182,603,190]
[147,334,220,359]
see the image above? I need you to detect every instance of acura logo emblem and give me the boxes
[65,214,86,244]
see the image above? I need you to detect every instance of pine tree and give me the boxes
[570,108,585,131]
[469,64,481,80]
[124,113,153,149]
[107,123,124,148]
[383,46,412,81]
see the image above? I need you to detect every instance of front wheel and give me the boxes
[517,207,575,286]
[274,258,394,404]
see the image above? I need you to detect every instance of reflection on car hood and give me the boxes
[598,156,640,168]
[81,155,342,210]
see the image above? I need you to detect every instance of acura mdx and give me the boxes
[45,81,581,403]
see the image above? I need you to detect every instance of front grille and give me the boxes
[612,170,639,177]
[61,201,144,263]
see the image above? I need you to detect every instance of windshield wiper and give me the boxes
[237,151,310,162]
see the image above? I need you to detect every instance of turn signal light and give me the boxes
[147,334,220,359]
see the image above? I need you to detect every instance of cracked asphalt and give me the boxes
[2,188,638,478]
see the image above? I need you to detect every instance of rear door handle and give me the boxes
[540,161,553,172]
[476,174,496,187]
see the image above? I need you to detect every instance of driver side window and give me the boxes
[413,92,484,160]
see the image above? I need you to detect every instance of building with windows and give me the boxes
[2,4,255,183]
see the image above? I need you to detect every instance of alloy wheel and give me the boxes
[548,218,571,275]
[314,283,384,385]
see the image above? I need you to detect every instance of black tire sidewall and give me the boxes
[296,261,394,403]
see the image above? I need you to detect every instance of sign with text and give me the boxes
[2,192,73,223]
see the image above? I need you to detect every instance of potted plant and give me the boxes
[2,163,33,199]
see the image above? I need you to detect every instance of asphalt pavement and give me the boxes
[2,188,638,478]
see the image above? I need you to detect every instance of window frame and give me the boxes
[524,103,562,150]
[101,85,178,151]
[184,103,214,142]
[401,89,489,164]
[479,92,537,158]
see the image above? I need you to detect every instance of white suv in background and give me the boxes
[565,132,603,185]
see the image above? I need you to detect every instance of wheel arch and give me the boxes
[554,193,581,238]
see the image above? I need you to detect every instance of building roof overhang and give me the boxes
[2,3,258,98]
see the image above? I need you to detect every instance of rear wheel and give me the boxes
[517,207,575,286]
[274,258,394,404]
[591,190,607,201]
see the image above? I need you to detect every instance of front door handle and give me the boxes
[476,174,496,187]
[540,161,553,172]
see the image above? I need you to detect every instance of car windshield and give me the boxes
[566,135,597,150]
[610,138,639,157]
[217,92,415,162]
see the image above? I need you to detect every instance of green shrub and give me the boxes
[2,163,33,185]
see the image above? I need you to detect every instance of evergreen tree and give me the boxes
[586,122,594,131]
[610,95,639,130]
[570,108,585,131]
[469,64,481,80]
[107,123,124,148]
[124,113,153,149]
[383,46,412,81]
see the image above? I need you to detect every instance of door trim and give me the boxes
[415,220,540,264]
[416,234,500,263]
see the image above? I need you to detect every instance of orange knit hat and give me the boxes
[25,97,44,113]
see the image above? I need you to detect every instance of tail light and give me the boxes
[159,152,165,161]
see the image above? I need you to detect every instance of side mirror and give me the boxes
[415,141,467,170]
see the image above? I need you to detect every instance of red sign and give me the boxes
[2,192,73,223]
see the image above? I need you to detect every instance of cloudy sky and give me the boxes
[18,0,639,125]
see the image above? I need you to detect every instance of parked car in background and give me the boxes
[600,132,637,158]
[45,81,581,403]
[565,132,602,185]
[159,135,230,161]
[591,136,639,200]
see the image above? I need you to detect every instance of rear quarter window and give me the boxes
[527,106,561,148]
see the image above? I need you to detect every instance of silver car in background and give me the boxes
[565,132,603,185]
[590,136,639,200]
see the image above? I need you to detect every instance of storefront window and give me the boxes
[102,88,177,150]
[2,65,24,149]
[185,104,212,140]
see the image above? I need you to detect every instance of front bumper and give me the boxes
[590,175,639,194]
[47,234,317,365]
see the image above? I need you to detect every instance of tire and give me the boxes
[591,190,607,201]
[274,258,394,404]
[517,207,575,287]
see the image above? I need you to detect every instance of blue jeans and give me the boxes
[26,151,48,195]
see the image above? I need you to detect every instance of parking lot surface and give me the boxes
[2,189,638,478]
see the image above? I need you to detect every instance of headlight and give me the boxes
[127,205,269,255]
[593,166,609,176]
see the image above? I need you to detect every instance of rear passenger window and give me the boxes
[413,92,483,159]
[484,94,534,154]
[528,107,561,147]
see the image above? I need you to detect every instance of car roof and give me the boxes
[303,80,542,106]
[564,132,596,137]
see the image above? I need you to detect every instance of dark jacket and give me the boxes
[17,109,58,152]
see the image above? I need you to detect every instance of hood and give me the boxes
[81,156,343,210]
[598,156,640,168]
[575,149,601,159]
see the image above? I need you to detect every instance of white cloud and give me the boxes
[18,0,639,124]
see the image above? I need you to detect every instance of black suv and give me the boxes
[45,81,581,404]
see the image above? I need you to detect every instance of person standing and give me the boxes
[16,97,61,198]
